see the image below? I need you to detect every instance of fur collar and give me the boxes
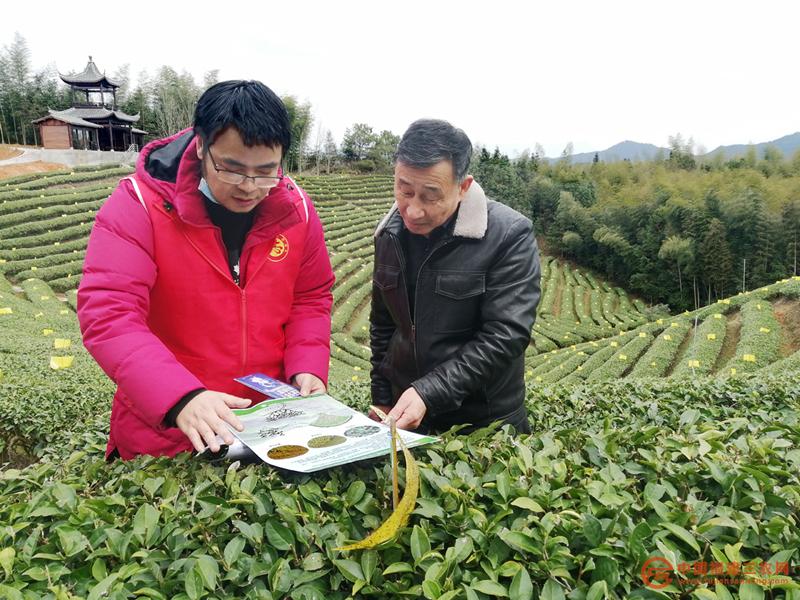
[375,180,488,239]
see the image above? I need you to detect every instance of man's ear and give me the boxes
[458,175,474,199]
[196,137,204,161]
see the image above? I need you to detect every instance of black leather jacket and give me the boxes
[370,182,541,433]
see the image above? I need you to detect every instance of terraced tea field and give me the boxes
[1,166,798,599]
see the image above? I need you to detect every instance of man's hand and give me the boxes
[175,390,251,453]
[292,373,326,396]
[387,387,427,430]
[369,404,393,423]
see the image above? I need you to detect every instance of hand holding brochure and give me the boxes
[230,374,436,472]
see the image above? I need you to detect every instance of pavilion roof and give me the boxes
[33,107,141,127]
[59,57,120,87]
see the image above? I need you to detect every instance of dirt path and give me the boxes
[0,161,64,180]
[0,145,23,161]
[345,290,372,334]
[666,320,697,377]
[713,311,742,373]
[773,298,800,357]
[551,267,564,318]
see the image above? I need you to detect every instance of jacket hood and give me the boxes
[135,128,196,199]
[375,180,489,240]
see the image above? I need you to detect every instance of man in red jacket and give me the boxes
[78,81,334,459]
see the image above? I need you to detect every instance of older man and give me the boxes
[370,119,540,434]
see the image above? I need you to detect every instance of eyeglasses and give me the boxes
[205,146,283,189]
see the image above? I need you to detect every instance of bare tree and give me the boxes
[323,130,337,173]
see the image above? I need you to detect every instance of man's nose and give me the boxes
[406,201,425,220]
[238,177,258,193]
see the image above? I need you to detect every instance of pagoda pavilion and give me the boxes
[33,57,146,151]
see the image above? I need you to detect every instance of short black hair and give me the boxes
[395,119,472,181]
[194,80,291,152]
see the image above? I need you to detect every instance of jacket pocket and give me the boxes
[433,272,485,332]
[435,272,485,299]
[374,265,400,291]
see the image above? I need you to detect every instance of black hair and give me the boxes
[193,80,291,151]
[395,119,472,181]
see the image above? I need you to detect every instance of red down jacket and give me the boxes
[77,129,334,459]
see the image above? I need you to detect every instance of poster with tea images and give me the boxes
[228,393,437,472]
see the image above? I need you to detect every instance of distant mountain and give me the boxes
[703,132,800,160]
[563,141,668,164]
[550,132,800,164]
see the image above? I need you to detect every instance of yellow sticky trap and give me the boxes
[639,332,647,338]
[657,319,663,324]
[671,323,678,328]
[664,335,672,341]
[619,354,627,361]
[335,426,419,551]
[610,341,618,347]
[0,307,12,315]
[730,368,737,375]
[535,376,543,382]
[34,312,44,319]
[714,313,723,319]
[759,327,770,333]
[756,304,762,310]
[42,328,54,336]
[54,339,71,349]
[722,299,730,305]
[650,361,657,367]
[50,356,74,369]
[707,334,716,340]
[743,354,756,363]
[40,296,50,300]
[59,309,69,315]
[688,359,700,368]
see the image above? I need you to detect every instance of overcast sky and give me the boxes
[3,0,798,157]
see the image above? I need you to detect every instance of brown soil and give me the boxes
[551,267,564,318]
[584,288,593,320]
[0,145,23,160]
[0,161,65,180]
[713,311,742,373]
[666,319,698,376]
[346,290,372,334]
[772,298,800,357]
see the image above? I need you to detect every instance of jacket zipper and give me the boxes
[240,289,248,374]
[177,221,249,370]
[390,232,455,376]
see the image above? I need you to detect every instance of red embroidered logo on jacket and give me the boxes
[269,234,290,262]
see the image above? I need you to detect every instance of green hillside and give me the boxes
[0,167,665,388]
[0,167,799,599]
